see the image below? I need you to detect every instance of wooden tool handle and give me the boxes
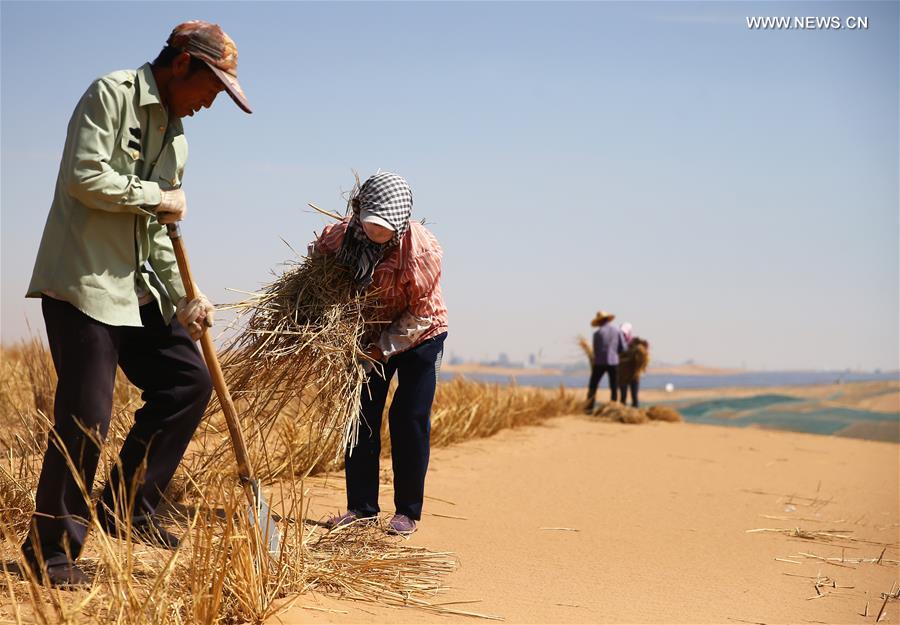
[167,223,254,481]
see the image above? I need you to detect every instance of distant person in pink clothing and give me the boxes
[617,322,650,408]
[620,322,634,345]
[313,172,448,536]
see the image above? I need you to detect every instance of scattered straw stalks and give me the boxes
[0,430,463,624]
[748,488,899,619]
[1,464,461,625]
[876,583,900,622]
[790,551,900,567]
[1,334,588,623]
[748,527,900,550]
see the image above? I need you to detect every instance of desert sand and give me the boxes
[269,412,899,624]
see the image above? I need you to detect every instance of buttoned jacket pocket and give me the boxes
[154,134,188,190]
[112,130,143,174]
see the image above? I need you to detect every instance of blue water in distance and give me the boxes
[442,370,898,390]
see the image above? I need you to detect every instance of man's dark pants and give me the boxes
[345,332,446,521]
[586,364,619,409]
[22,296,212,569]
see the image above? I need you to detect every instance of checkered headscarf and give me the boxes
[338,172,413,289]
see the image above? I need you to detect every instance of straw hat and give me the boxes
[590,310,616,327]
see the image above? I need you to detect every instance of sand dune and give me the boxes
[273,415,899,624]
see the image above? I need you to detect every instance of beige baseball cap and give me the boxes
[167,20,252,114]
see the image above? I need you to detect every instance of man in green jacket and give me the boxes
[22,20,251,588]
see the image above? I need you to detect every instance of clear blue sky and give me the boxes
[2,1,897,371]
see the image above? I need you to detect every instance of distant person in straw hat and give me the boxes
[21,21,251,588]
[585,310,627,413]
[617,323,650,408]
[312,172,448,537]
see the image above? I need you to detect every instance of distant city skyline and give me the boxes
[445,350,895,373]
[2,1,898,371]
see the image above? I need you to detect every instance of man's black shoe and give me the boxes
[100,515,181,550]
[132,518,181,550]
[44,562,91,589]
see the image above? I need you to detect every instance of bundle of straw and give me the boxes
[645,405,683,422]
[207,253,383,480]
[592,402,683,424]
[577,335,593,364]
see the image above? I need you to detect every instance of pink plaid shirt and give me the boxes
[314,219,448,350]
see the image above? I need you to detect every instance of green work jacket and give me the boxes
[27,63,187,326]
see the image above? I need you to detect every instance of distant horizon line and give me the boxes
[444,358,899,376]
[0,338,894,375]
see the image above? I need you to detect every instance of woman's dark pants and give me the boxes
[619,380,640,407]
[21,297,212,569]
[344,332,446,521]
